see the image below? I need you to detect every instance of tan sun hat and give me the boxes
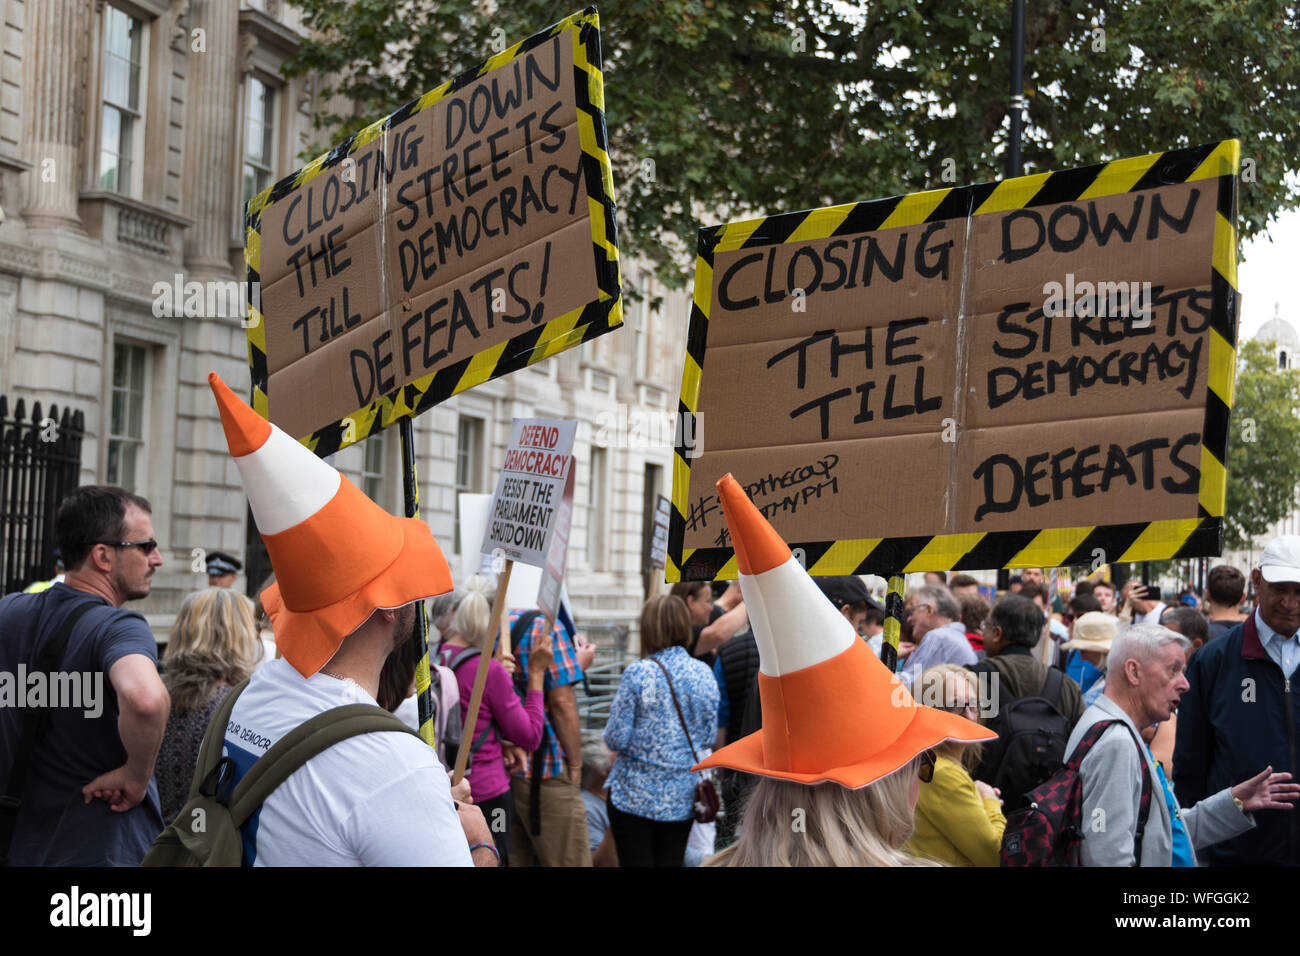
[1062,611,1119,653]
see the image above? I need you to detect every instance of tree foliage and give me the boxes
[1224,338,1300,551]
[283,0,1300,286]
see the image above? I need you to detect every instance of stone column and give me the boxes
[20,0,90,229]
[181,0,240,277]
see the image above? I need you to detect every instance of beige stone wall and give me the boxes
[0,1,685,642]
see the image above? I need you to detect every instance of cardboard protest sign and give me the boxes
[537,468,575,623]
[461,490,575,615]
[243,8,620,453]
[648,494,671,569]
[669,140,1240,581]
[482,418,577,567]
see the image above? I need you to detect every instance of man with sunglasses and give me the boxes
[0,485,170,866]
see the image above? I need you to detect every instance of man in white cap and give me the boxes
[1174,534,1300,865]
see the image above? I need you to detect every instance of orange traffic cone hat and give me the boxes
[694,474,995,788]
[208,372,452,677]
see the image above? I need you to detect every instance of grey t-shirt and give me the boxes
[0,583,163,865]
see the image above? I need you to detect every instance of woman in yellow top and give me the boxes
[906,664,1007,867]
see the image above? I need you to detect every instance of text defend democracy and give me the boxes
[502,449,568,476]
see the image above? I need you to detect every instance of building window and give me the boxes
[454,417,485,553]
[99,6,145,196]
[630,277,649,381]
[243,77,277,209]
[107,343,147,491]
[361,432,386,504]
[1280,350,1290,370]
[588,446,609,569]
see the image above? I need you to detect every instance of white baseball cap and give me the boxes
[1259,535,1300,585]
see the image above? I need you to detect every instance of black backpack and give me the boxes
[972,661,1072,813]
[1000,718,1153,866]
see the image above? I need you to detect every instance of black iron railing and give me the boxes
[0,397,85,595]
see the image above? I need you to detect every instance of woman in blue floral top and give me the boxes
[603,595,719,866]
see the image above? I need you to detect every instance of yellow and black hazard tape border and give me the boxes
[668,139,1240,581]
[242,6,620,457]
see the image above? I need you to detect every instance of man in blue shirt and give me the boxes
[0,486,170,865]
[898,584,977,685]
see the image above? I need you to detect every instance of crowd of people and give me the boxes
[2,371,1298,868]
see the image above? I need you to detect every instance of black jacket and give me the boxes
[1174,613,1299,866]
[717,631,761,744]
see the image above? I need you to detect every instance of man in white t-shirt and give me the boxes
[208,372,494,867]
[223,603,488,865]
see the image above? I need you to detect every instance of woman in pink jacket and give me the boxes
[436,574,550,866]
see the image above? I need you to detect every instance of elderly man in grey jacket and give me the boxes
[1066,622,1298,866]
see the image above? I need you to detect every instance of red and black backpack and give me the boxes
[1000,718,1152,866]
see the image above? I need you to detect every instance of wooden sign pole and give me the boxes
[453,558,514,785]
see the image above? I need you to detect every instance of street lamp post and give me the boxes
[1008,0,1026,178]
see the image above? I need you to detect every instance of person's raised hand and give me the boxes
[1232,767,1300,813]
[1122,583,1148,611]
[498,651,518,676]
[575,634,596,672]
[528,625,554,678]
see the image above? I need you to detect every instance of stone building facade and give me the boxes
[0,0,685,638]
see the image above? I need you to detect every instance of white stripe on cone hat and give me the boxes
[207,372,452,677]
[693,473,995,788]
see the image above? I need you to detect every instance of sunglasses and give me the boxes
[99,538,159,555]
[918,748,937,784]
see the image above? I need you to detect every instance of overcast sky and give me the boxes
[1239,204,1299,342]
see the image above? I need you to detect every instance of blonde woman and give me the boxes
[905,664,1006,866]
[155,588,261,822]
[707,753,938,867]
[697,474,995,868]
